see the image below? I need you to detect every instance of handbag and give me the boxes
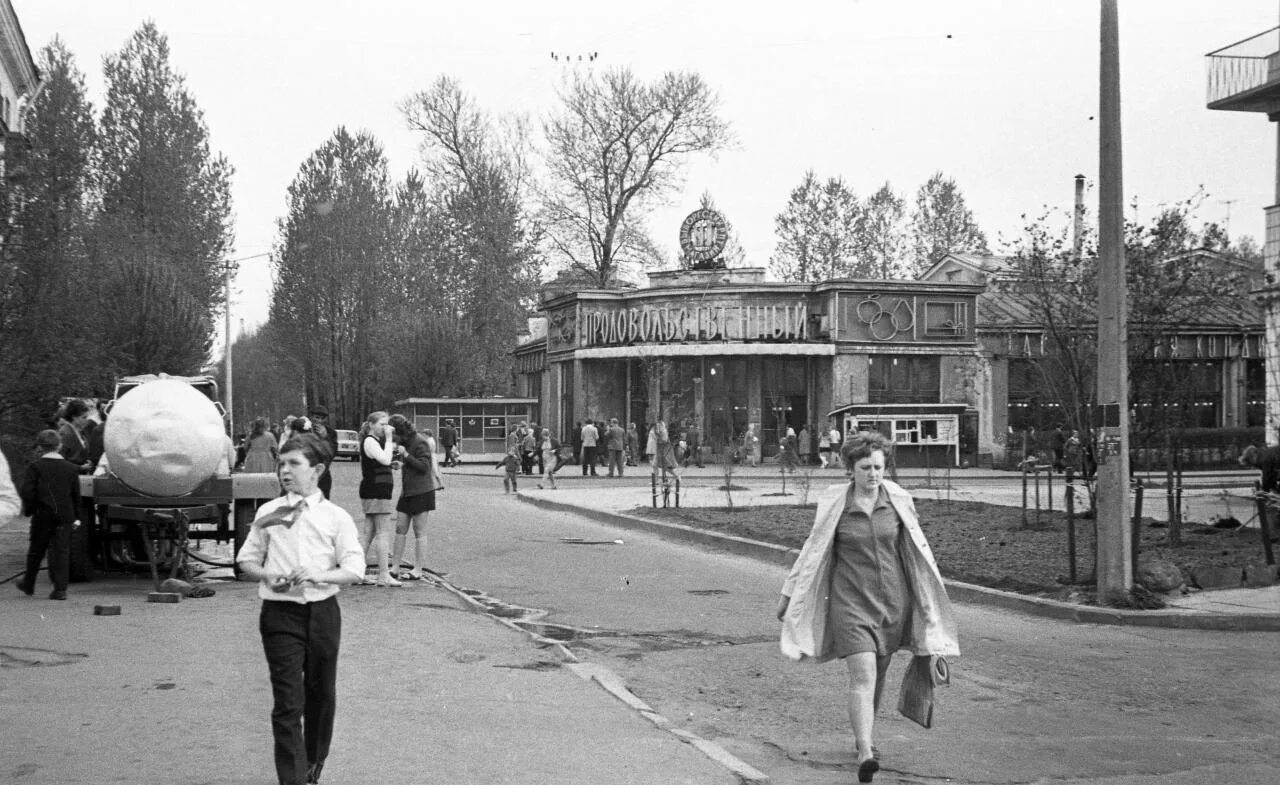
[897,654,950,729]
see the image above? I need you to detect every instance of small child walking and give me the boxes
[18,430,81,600]
[496,449,521,493]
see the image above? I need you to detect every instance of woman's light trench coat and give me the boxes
[779,479,960,663]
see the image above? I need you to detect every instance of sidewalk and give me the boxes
[0,517,757,785]
[484,462,1280,631]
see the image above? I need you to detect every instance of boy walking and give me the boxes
[237,436,365,785]
[496,449,521,493]
[18,430,80,600]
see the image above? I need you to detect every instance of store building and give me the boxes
[923,251,1265,458]
[517,266,992,467]
[393,397,539,463]
[1205,23,1280,443]
[1,0,41,180]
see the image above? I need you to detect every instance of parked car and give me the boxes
[336,429,359,460]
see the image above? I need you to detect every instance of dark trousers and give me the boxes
[260,596,341,785]
[23,516,69,593]
[581,446,598,475]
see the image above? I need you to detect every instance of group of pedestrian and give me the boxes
[355,411,443,586]
[0,411,965,785]
[235,407,441,785]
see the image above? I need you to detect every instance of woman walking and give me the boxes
[538,430,559,490]
[241,417,279,474]
[776,431,958,782]
[388,416,442,581]
[358,411,400,587]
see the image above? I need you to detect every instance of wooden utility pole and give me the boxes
[1096,0,1132,603]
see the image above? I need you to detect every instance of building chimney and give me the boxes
[1073,174,1086,260]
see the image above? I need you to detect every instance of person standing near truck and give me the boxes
[58,399,94,473]
[308,406,339,500]
[237,435,365,785]
[18,430,81,600]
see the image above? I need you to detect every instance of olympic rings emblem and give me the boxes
[855,295,915,341]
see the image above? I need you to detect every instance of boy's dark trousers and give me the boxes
[260,596,341,785]
[22,515,69,593]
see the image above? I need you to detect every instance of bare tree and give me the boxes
[397,77,541,395]
[540,68,732,285]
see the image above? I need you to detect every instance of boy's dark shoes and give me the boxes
[17,582,34,596]
[49,590,67,600]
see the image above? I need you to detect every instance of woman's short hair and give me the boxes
[840,430,894,465]
[280,434,331,466]
[250,417,267,438]
[64,399,90,420]
[388,414,416,441]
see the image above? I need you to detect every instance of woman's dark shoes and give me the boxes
[49,590,67,600]
[857,757,880,783]
[17,582,34,596]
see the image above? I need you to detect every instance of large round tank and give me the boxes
[103,378,227,496]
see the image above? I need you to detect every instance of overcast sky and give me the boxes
[13,1,1280,342]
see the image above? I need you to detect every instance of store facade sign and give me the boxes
[576,301,809,347]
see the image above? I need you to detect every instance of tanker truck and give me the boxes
[72,374,281,582]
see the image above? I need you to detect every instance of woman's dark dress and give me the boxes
[828,485,914,657]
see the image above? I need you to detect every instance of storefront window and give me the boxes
[706,359,749,451]
[1131,360,1221,429]
[869,355,940,404]
[1247,358,1265,427]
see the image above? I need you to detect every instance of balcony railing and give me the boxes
[1206,26,1280,105]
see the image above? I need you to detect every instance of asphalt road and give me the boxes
[4,462,1277,784]
[415,464,1280,785]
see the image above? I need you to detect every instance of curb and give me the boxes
[516,493,1280,632]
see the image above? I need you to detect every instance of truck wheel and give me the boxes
[68,521,95,583]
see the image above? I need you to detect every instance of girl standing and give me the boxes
[358,411,400,587]
[388,415,442,581]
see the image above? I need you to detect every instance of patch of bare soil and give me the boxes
[630,497,1276,604]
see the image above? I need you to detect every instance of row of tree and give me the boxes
[234,69,734,427]
[769,171,989,282]
[0,26,232,437]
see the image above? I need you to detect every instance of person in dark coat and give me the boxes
[685,421,704,468]
[308,406,340,499]
[571,422,583,465]
[438,420,458,467]
[19,430,81,600]
[58,399,94,474]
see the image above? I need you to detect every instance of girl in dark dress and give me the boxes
[387,415,442,581]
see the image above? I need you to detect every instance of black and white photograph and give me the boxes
[3,2,1280,783]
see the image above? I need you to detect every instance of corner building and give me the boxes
[520,268,994,467]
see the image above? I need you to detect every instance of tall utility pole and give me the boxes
[224,259,234,441]
[1096,0,1132,603]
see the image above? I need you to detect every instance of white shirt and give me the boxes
[581,423,599,447]
[237,490,365,603]
[362,434,394,464]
